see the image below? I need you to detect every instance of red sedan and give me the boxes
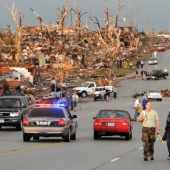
[158,46,165,51]
[93,109,133,140]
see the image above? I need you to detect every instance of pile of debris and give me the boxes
[161,89,170,97]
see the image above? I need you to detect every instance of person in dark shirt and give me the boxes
[50,84,55,92]
[14,86,25,96]
[65,91,72,110]
[105,88,110,101]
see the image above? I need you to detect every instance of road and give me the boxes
[0,50,170,170]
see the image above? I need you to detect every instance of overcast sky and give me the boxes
[0,0,169,32]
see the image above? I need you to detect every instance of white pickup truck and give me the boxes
[72,81,113,98]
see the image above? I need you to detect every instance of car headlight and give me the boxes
[10,112,20,117]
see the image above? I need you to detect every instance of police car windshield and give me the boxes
[28,108,65,118]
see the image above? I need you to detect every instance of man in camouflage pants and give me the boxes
[138,101,160,161]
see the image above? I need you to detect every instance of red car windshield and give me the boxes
[97,110,128,118]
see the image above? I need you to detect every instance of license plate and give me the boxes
[0,119,4,123]
[108,123,115,126]
[39,121,48,125]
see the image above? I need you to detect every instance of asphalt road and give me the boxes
[0,50,170,170]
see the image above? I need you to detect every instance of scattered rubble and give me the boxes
[161,89,170,97]
[1,1,170,99]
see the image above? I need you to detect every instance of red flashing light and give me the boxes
[23,118,29,125]
[58,119,65,126]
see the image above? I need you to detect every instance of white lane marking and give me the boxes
[127,90,129,92]
[138,147,143,149]
[156,138,159,141]
[110,157,120,162]
[133,85,135,87]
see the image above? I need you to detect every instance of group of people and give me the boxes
[65,91,79,112]
[133,95,170,161]
[135,69,149,80]
[100,85,118,102]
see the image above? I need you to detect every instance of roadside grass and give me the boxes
[114,68,132,77]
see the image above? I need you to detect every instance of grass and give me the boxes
[114,69,132,77]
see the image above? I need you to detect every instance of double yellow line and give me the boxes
[0,136,85,157]
[154,80,162,89]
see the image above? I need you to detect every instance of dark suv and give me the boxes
[0,95,36,131]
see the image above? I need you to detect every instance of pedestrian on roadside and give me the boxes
[142,95,148,111]
[113,85,117,99]
[133,95,139,121]
[50,83,56,93]
[129,61,133,68]
[137,101,160,161]
[141,69,143,77]
[135,69,139,80]
[164,65,168,72]
[100,89,105,101]
[72,92,79,112]
[120,60,122,69]
[141,60,144,69]
[163,112,170,160]
[105,88,110,101]
[65,91,72,110]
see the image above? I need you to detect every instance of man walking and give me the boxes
[113,85,117,99]
[137,102,160,161]
[133,95,139,121]
[141,60,144,69]
[65,91,72,110]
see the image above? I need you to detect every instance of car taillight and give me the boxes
[58,119,65,126]
[122,123,128,126]
[94,122,102,126]
[23,118,29,125]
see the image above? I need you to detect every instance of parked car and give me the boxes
[72,81,113,98]
[93,109,133,140]
[158,45,165,51]
[0,95,36,130]
[147,70,169,80]
[22,104,78,142]
[149,57,157,65]
[147,89,162,101]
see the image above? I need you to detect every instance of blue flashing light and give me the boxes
[55,104,65,107]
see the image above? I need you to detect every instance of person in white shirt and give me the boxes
[72,92,79,111]
[164,65,168,72]
[133,95,139,121]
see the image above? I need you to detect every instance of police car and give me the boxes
[22,104,78,142]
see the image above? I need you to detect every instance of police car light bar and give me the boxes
[36,104,65,107]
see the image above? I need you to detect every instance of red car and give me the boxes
[158,46,165,51]
[93,109,133,140]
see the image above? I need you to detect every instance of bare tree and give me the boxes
[115,0,125,28]
[6,2,23,64]
[71,7,88,40]
[30,8,46,31]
